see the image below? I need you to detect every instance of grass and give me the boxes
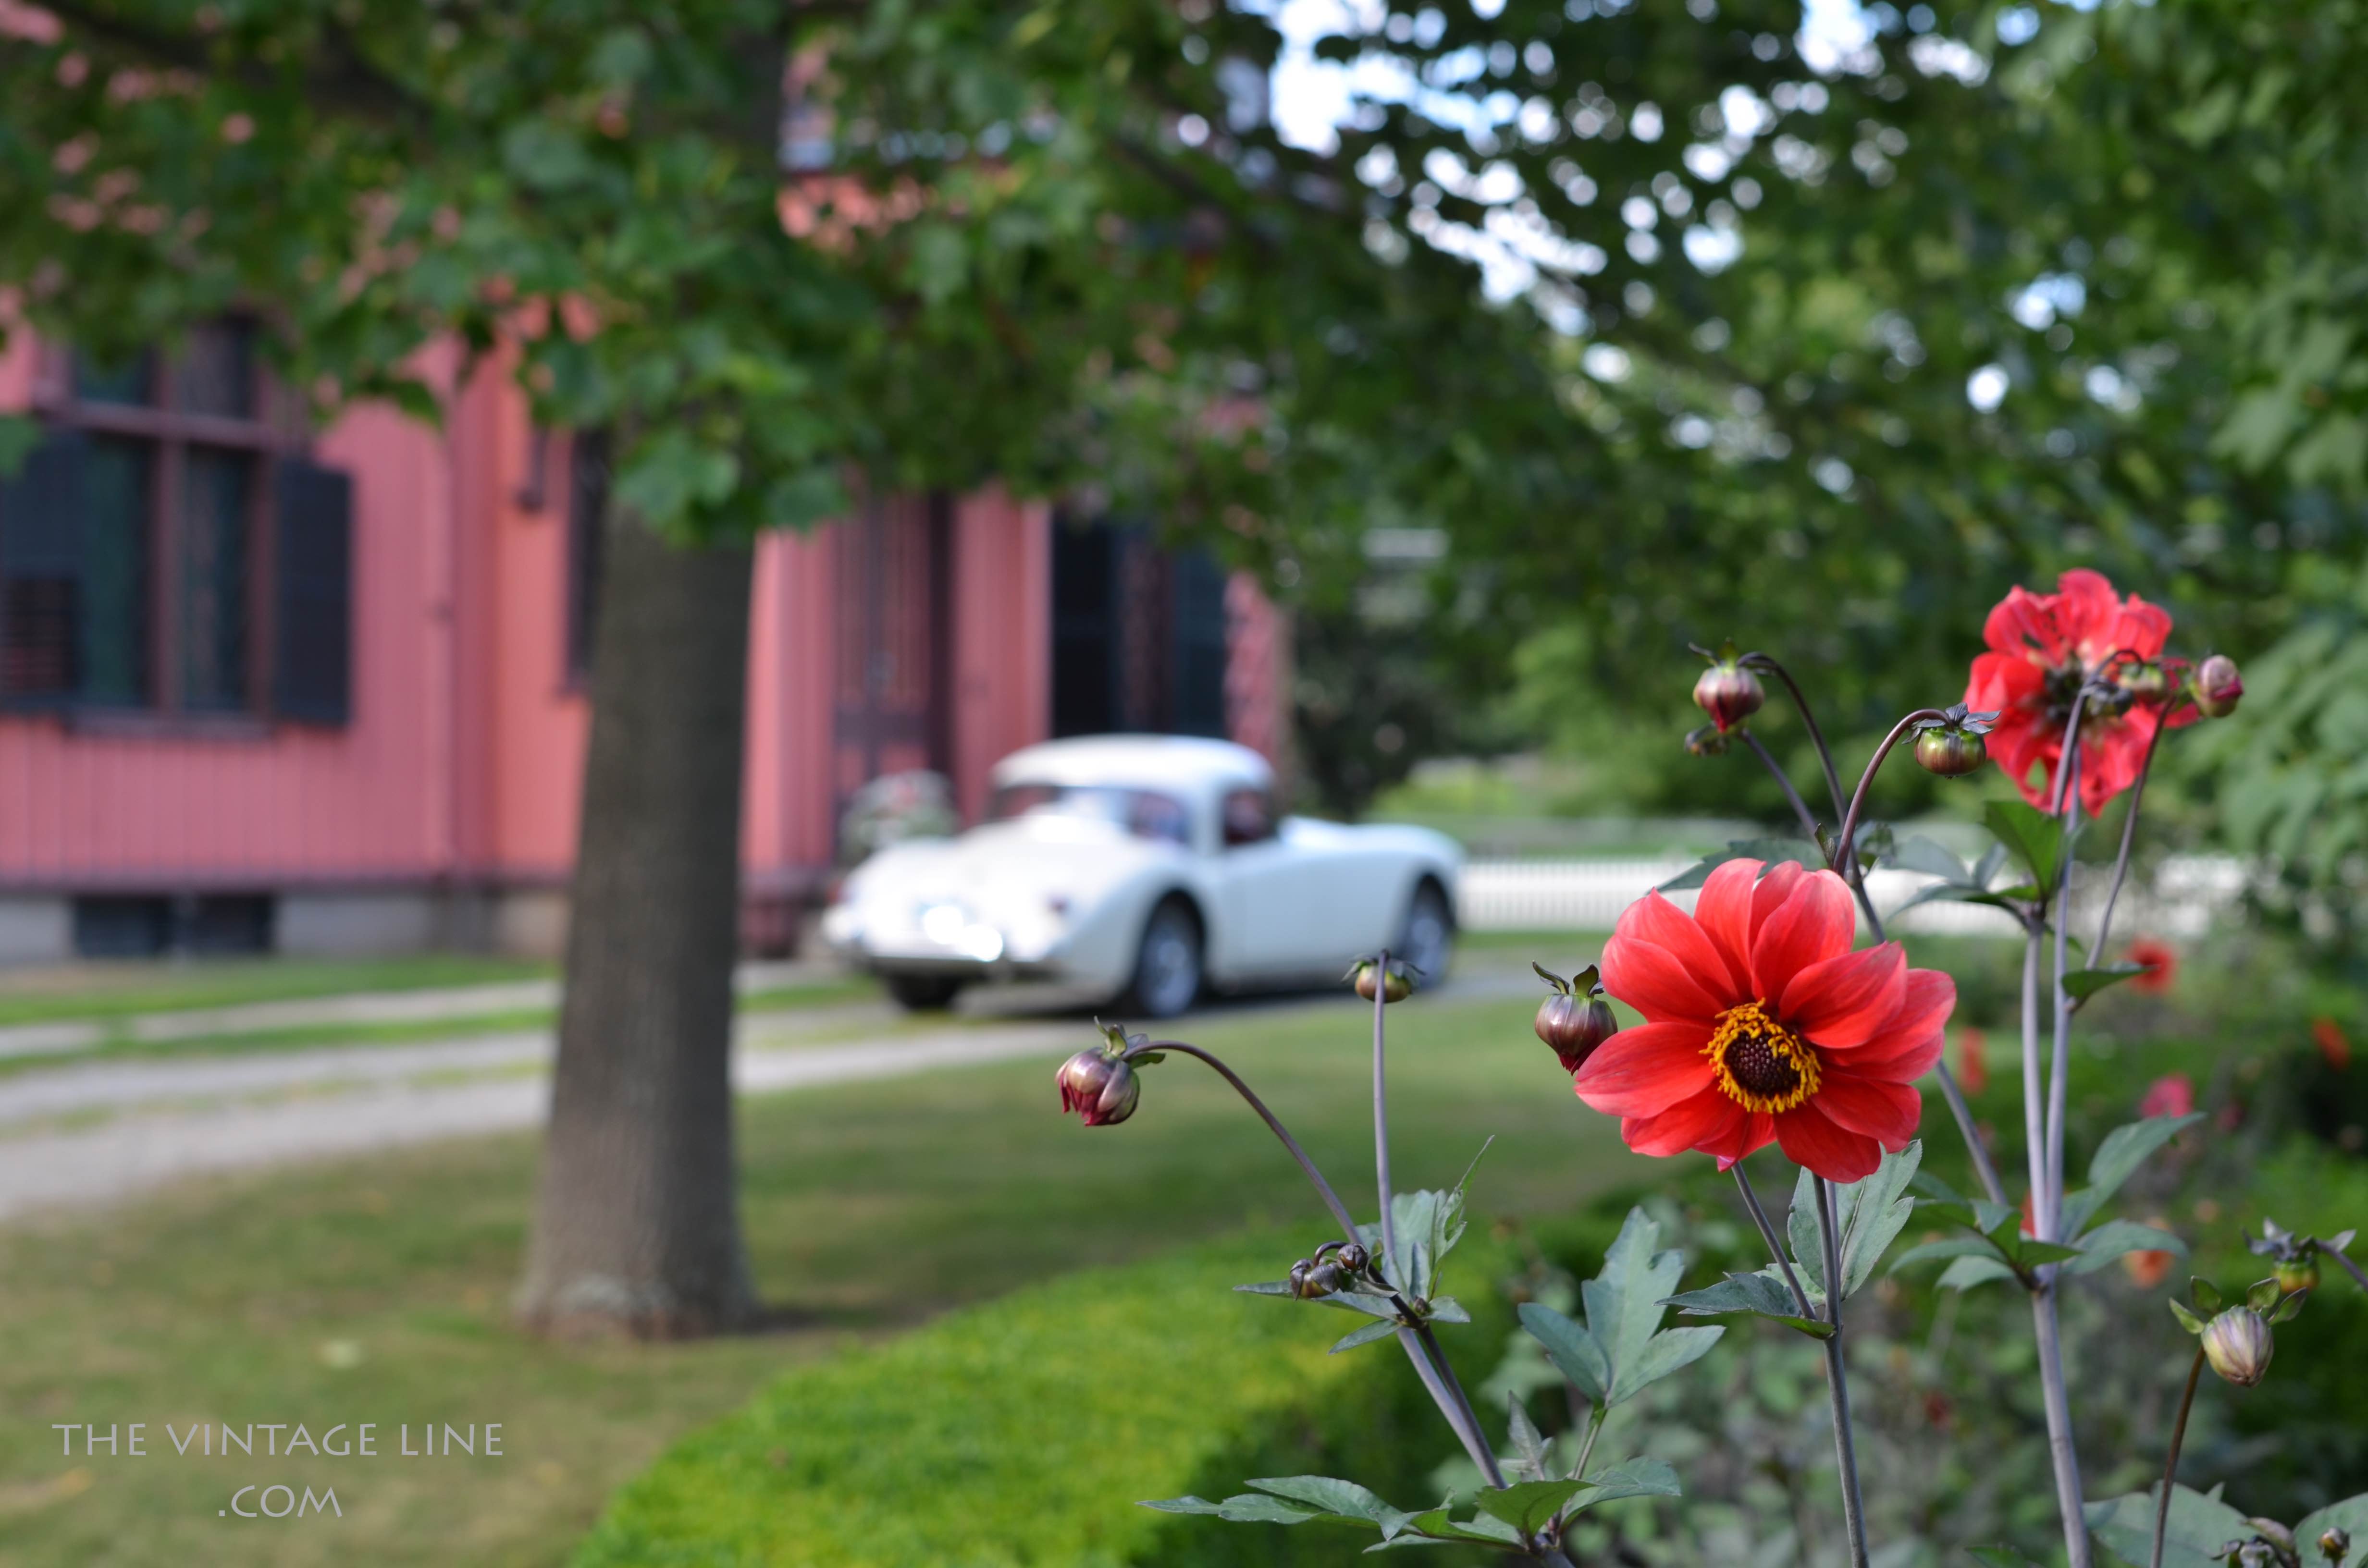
[0,989,1635,1567]
[0,954,554,1026]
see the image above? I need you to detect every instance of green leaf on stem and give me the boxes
[1889,1237,2007,1274]
[1935,1254,2019,1291]
[1142,1494,1326,1524]
[1246,1476,1414,1534]
[1505,1396,1550,1483]
[2084,1484,2250,1568]
[2062,1113,2206,1236]
[1329,1319,1403,1354]
[1983,800,2065,893]
[1660,1270,1834,1338]
[1234,1279,1295,1296]
[1470,1478,1596,1536]
[2062,962,2150,1004]
[2062,1221,2187,1275]
[1378,1139,1492,1302]
[1311,1291,1404,1320]
[1783,1142,1922,1298]
[1521,1207,1727,1407]
[1427,1297,1471,1325]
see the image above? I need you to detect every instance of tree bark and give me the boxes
[516,494,759,1339]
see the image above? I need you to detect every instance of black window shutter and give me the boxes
[0,429,88,705]
[272,457,353,725]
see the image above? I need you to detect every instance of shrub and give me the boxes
[573,1230,1511,1568]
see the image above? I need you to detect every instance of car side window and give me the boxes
[1221,788,1277,847]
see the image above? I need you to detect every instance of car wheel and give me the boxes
[1123,897,1203,1019]
[884,971,968,1013]
[1396,880,1454,989]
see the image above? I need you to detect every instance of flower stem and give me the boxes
[2048,748,2083,1229]
[1136,1041,1360,1235]
[1132,1038,1504,1487]
[1832,707,1949,882]
[2149,1347,2208,1568]
[2325,1243,2368,1296]
[1742,652,1850,822]
[1733,1161,1815,1318]
[1412,1315,1505,1488]
[2033,1281,2094,1568]
[1813,1177,1872,1568]
[1743,730,1824,842]
[1373,947,1397,1272]
[2020,912,2048,1234]
[2092,715,2168,960]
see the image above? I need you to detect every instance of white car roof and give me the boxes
[990,735,1273,798]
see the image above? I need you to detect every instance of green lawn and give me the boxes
[0,991,1633,1567]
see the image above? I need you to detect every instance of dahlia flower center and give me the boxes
[1705,999,1821,1113]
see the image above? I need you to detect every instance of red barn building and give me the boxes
[0,323,1288,960]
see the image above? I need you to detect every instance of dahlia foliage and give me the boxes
[1053,568,2363,1568]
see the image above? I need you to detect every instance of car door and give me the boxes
[1211,787,1329,979]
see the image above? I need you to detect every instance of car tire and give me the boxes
[1122,897,1203,1019]
[884,971,968,1013]
[1396,879,1455,990]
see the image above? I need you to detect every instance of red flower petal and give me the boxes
[1623,887,1743,999]
[1748,860,1806,942]
[1694,858,1764,991]
[1624,1085,1747,1159]
[1781,942,1908,1051]
[1815,1071,1922,1150]
[1890,968,1958,1040]
[1714,1111,1779,1171]
[1600,924,1729,1025]
[1774,1099,1884,1183]
[1844,1021,1947,1083]
[1749,869,1856,999]
[1573,1021,1715,1117]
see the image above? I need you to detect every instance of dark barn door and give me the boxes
[832,494,952,806]
[1051,517,1226,740]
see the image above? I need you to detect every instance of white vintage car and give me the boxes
[820,735,1462,1016]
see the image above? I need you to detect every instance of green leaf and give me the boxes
[2295,1494,2368,1568]
[1379,1139,1490,1302]
[1141,1494,1324,1525]
[2064,1115,2205,1235]
[1234,1280,1295,1296]
[1505,1397,1550,1483]
[1888,833,1972,882]
[1661,1271,1833,1338]
[2062,963,2149,1004]
[2085,1484,2251,1568]
[1517,1300,1610,1402]
[1566,1457,1684,1510]
[1330,1319,1403,1354]
[1312,1291,1404,1320]
[1247,1476,1412,1534]
[1427,1297,1471,1325]
[1936,1255,2019,1291]
[1889,1237,2009,1274]
[1838,1142,1924,1295]
[1984,800,2064,892]
[1471,1478,1595,1536]
[2062,1221,2186,1275]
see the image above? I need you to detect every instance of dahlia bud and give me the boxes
[1910,703,1997,779]
[1351,957,1414,1004]
[1289,1258,1344,1299]
[2276,1255,2320,1296]
[1533,962,1618,1073]
[1057,1022,1145,1127]
[2193,654,2245,718]
[1333,1242,1369,1274]
[2200,1306,2276,1386]
[1692,657,1764,733]
[2319,1526,2351,1564]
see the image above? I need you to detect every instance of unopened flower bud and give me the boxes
[2201,1306,2275,1386]
[1056,1047,1139,1127]
[1533,963,1617,1073]
[1334,1242,1369,1274]
[1289,1258,1343,1299]
[1683,723,1730,758]
[1914,725,1988,777]
[2276,1256,2320,1296]
[1692,660,1764,733]
[2193,654,2245,719]
[1353,960,1413,1004]
[2318,1526,2351,1564]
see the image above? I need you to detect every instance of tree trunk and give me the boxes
[516,496,759,1339]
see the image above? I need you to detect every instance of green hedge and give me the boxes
[573,1230,1512,1568]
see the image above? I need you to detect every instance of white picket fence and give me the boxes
[1455,856,2247,939]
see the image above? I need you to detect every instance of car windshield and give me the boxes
[986,783,1193,846]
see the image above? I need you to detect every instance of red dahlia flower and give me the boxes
[1965,568,2194,816]
[1573,859,1955,1182]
